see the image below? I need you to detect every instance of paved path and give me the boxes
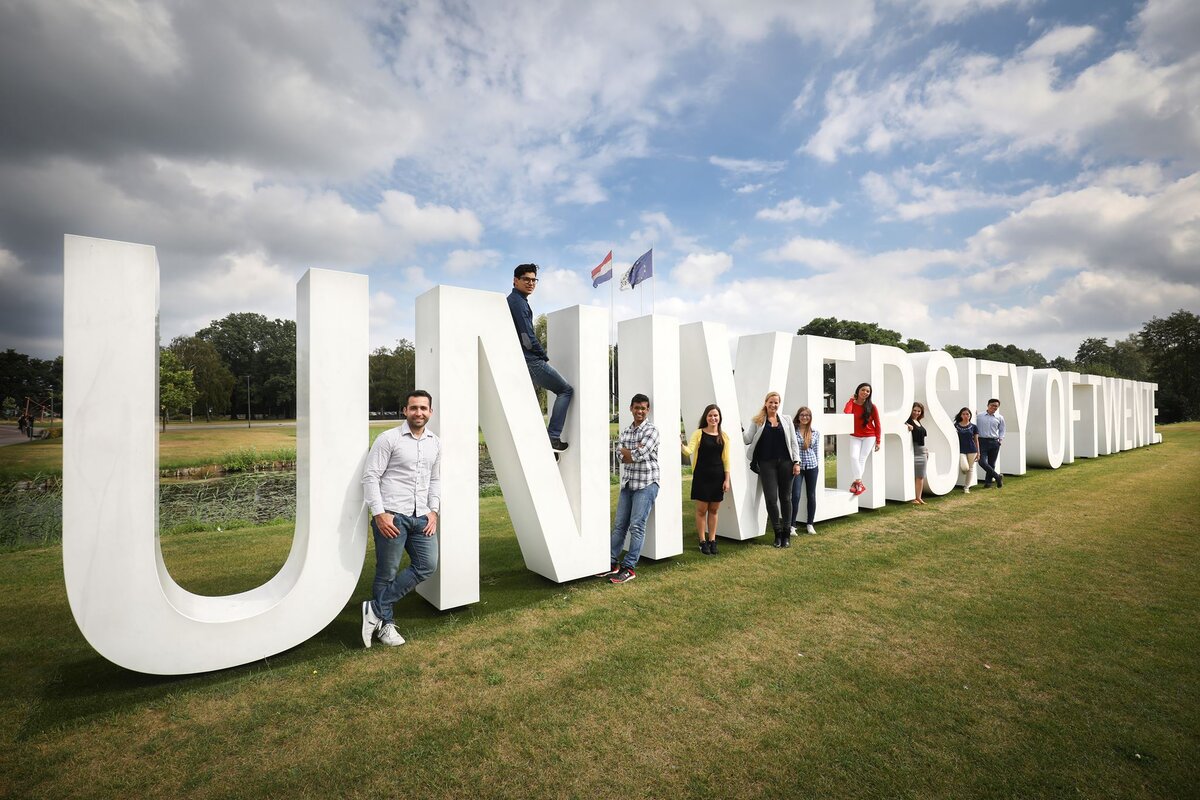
[0,426,31,448]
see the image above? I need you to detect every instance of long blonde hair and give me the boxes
[752,392,781,426]
[793,406,814,450]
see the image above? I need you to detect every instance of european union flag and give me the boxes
[620,248,653,291]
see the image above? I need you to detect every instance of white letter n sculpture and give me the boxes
[63,235,369,675]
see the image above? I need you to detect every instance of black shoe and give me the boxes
[781,533,791,548]
[550,437,569,452]
[773,534,782,548]
[996,475,1003,488]
[699,540,709,554]
[708,540,718,555]
[610,566,636,584]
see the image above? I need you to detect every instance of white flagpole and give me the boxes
[609,252,615,419]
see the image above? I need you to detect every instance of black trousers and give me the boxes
[758,459,794,535]
[979,438,1002,485]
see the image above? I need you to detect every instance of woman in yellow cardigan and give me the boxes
[680,404,731,555]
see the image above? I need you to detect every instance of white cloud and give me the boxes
[907,0,1027,25]
[709,156,786,175]
[804,21,1200,165]
[969,172,1200,284]
[861,169,1051,220]
[1133,0,1200,62]
[1022,25,1097,60]
[444,248,502,275]
[0,246,19,279]
[378,191,482,245]
[756,197,842,224]
[735,183,765,194]
[671,252,733,288]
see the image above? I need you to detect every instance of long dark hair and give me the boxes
[696,403,722,436]
[955,407,972,426]
[854,382,874,426]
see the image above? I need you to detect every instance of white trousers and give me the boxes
[848,435,874,481]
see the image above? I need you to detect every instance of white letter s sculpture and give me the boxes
[63,235,368,675]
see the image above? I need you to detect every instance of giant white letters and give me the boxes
[62,236,1164,674]
[414,287,609,609]
[63,236,369,675]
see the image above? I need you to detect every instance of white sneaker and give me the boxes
[361,601,381,648]
[964,485,971,494]
[376,623,406,647]
[806,524,816,535]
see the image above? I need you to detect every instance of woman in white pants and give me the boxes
[842,383,880,496]
[954,407,980,493]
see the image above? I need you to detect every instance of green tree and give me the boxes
[943,342,1048,368]
[368,340,416,415]
[1110,334,1149,381]
[533,313,549,413]
[159,349,198,428]
[0,348,58,409]
[169,336,235,421]
[1139,309,1200,423]
[798,317,905,348]
[196,313,297,419]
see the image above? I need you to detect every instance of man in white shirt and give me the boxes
[360,390,441,647]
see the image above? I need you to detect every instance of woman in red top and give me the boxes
[843,382,880,495]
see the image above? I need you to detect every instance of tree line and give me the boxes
[2,309,1196,425]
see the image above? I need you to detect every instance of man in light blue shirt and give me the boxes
[360,390,441,647]
[977,398,1005,488]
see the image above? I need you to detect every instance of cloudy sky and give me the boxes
[1,0,1197,361]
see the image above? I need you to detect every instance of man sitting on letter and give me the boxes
[360,390,441,647]
[598,393,660,584]
[507,263,574,452]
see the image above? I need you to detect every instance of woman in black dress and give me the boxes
[681,404,730,555]
[906,401,928,504]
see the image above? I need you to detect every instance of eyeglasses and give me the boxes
[518,276,538,284]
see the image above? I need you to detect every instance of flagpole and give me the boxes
[609,252,615,420]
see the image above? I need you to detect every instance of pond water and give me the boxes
[0,448,503,549]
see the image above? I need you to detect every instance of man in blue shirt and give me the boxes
[977,398,1005,488]
[507,263,573,452]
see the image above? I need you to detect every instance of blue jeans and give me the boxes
[525,357,574,440]
[979,438,1002,485]
[790,466,819,528]
[370,513,438,624]
[610,482,659,569]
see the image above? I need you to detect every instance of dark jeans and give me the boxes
[758,459,794,535]
[979,438,1003,485]
[790,466,819,528]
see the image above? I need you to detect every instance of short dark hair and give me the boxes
[405,389,433,408]
[514,263,538,279]
[630,393,650,407]
[987,398,1000,406]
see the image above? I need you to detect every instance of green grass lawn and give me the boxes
[0,425,1197,798]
